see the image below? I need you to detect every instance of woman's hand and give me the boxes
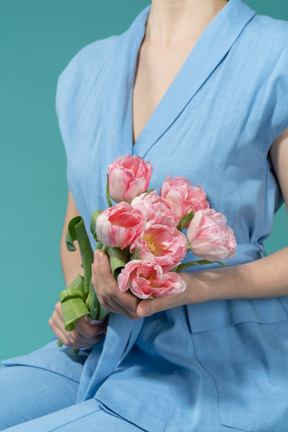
[136,271,202,318]
[48,301,106,349]
[91,250,194,319]
[92,250,141,320]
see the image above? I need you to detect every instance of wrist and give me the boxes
[178,270,214,304]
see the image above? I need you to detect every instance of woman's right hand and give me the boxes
[49,301,106,349]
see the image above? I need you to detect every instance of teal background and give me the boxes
[1,0,287,361]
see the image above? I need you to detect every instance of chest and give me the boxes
[132,40,197,145]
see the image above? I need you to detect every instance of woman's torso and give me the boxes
[132,1,228,145]
[8,2,287,430]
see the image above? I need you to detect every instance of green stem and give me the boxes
[177,260,227,271]
[101,244,109,254]
[106,174,113,208]
[56,339,79,355]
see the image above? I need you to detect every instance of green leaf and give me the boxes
[195,260,227,266]
[61,297,90,331]
[177,209,194,231]
[130,247,140,261]
[56,339,78,354]
[65,217,94,296]
[169,266,179,272]
[177,260,227,271]
[60,215,111,339]
[65,216,81,252]
[59,274,85,302]
[90,210,103,240]
[59,288,84,302]
[58,274,88,339]
[101,244,109,254]
[106,174,113,208]
[86,280,109,321]
[87,280,100,320]
[107,246,130,280]
[98,304,109,321]
[95,241,103,250]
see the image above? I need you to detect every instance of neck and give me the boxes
[146,0,229,46]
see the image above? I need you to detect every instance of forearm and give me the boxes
[182,246,288,303]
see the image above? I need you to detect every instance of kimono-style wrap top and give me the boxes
[4,0,288,430]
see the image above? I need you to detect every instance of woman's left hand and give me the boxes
[91,250,195,319]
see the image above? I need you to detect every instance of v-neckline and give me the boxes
[101,0,256,159]
[130,1,231,148]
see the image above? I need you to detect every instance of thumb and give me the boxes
[136,296,172,318]
[93,250,111,274]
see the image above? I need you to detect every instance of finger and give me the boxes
[52,306,71,335]
[92,251,118,298]
[109,293,140,319]
[92,251,115,294]
[99,297,122,315]
[55,302,64,322]
[61,325,103,348]
[49,306,104,348]
[93,251,140,317]
[136,295,176,318]
[99,291,140,319]
[68,333,103,349]
[50,316,103,348]
[49,308,65,335]
[99,295,138,320]
[75,316,105,338]
[49,317,70,346]
[111,290,140,312]
[50,306,83,346]
[92,250,112,277]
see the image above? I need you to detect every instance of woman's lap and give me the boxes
[0,363,144,432]
[1,390,144,432]
[0,365,79,430]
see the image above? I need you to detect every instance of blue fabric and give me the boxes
[1,395,145,431]
[2,0,288,430]
[0,364,79,430]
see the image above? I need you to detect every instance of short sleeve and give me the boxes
[263,45,288,155]
[55,36,117,158]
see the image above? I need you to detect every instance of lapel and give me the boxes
[99,6,151,164]
[104,0,256,160]
[77,314,143,401]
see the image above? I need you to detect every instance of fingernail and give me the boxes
[96,251,104,263]
[142,302,150,317]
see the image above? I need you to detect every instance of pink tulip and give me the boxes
[96,202,146,249]
[160,176,209,222]
[131,191,178,229]
[187,209,237,261]
[118,260,186,299]
[108,154,153,204]
[130,224,187,271]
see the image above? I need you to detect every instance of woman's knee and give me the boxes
[0,365,79,430]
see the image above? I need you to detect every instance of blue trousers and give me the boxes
[0,365,144,431]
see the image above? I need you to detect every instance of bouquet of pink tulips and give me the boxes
[58,154,236,338]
